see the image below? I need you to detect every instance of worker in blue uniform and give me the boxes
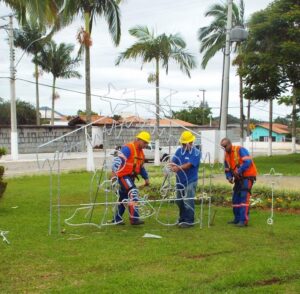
[221,138,257,227]
[169,131,201,228]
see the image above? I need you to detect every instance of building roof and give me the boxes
[147,118,198,127]
[257,123,289,134]
[68,115,198,128]
[39,106,66,120]
[68,115,116,126]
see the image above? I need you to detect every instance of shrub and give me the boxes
[0,165,7,199]
[0,147,7,157]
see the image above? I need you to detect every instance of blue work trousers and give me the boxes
[114,175,140,223]
[176,181,197,224]
[232,178,254,224]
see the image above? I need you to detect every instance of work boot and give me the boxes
[227,220,238,224]
[131,219,145,225]
[178,222,194,228]
[236,221,247,227]
[110,219,125,225]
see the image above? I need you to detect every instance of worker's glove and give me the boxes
[233,170,242,181]
[227,177,234,184]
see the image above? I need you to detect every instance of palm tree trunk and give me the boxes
[84,11,92,129]
[291,86,297,153]
[268,98,273,157]
[34,61,40,125]
[51,77,56,126]
[154,57,160,166]
[239,72,244,146]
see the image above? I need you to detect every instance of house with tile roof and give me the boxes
[251,123,290,142]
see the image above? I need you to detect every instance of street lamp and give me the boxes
[8,14,18,160]
[219,0,248,140]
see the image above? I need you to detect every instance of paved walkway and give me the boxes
[0,151,108,177]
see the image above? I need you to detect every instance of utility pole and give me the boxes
[199,89,206,125]
[8,14,18,160]
[219,0,233,139]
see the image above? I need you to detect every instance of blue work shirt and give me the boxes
[171,146,201,187]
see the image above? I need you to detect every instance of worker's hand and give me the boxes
[228,177,234,184]
[168,163,180,173]
[110,171,117,180]
[233,170,241,181]
[144,179,150,187]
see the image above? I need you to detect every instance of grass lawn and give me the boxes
[0,173,300,293]
[201,153,300,176]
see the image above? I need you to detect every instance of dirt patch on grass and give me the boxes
[255,277,281,286]
[182,250,233,260]
[254,274,300,286]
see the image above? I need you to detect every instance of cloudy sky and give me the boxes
[0,0,291,120]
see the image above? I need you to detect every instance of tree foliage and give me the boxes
[0,99,36,125]
[34,41,81,125]
[172,101,212,126]
[241,0,300,142]
[197,0,245,69]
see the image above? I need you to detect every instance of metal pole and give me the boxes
[8,15,18,160]
[199,89,206,125]
[219,0,233,139]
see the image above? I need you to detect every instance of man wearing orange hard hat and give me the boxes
[111,131,151,225]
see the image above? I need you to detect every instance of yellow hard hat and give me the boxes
[136,131,151,143]
[179,131,195,144]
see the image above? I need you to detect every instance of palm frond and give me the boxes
[129,25,153,41]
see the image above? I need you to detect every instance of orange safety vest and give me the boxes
[116,142,145,178]
[225,145,257,177]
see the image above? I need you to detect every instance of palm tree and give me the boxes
[14,22,47,125]
[116,25,197,165]
[198,0,246,143]
[62,0,121,126]
[35,41,81,125]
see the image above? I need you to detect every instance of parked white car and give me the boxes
[143,142,170,162]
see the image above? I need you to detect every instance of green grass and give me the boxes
[1,173,300,293]
[254,153,300,175]
[199,153,300,176]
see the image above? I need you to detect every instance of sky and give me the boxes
[0,0,292,121]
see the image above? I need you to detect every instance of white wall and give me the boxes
[201,130,222,163]
[92,127,103,147]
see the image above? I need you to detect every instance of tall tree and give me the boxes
[198,0,246,144]
[173,101,212,126]
[14,23,47,125]
[242,0,300,153]
[242,14,286,155]
[35,41,81,125]
[0,98,36,125]
[116,25,197,165]
[62,0,121,126]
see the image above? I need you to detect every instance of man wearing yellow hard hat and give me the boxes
[111,131,151,225]
[169,130,201,228]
